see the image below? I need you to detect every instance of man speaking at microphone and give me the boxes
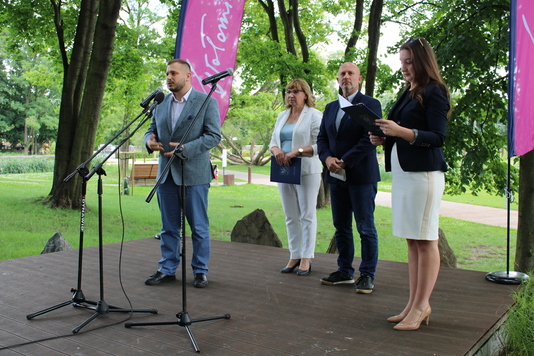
[144,59,221,288]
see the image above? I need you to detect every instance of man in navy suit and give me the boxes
[317,62,381,294]
[144,59,221,288]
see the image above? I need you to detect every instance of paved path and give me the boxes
[222,170,517,229]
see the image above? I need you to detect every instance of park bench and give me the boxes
[129,162,158,193]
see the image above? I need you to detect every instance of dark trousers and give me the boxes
[330,182,379,279]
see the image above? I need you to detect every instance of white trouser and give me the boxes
[278,173,322,259]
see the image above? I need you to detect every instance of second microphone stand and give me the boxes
[125,83,230,353]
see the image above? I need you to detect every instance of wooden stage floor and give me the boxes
[0,238,517,355]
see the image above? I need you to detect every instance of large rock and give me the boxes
[41,232,72,254]
[231,209,282,247]
[438,228,457,268]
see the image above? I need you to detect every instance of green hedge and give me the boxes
[0,157,55,174]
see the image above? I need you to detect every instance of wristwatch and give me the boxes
[298,148,304,156]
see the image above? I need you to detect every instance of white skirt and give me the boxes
[391,144,444,240]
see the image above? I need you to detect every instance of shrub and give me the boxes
[0,157,55,174]
[503,272,534,355]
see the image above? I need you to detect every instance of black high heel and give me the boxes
[296,262,311,276]
[280,260,301,273]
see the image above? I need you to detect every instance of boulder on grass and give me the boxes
[41,232,72,254]
[438,228,457,268]
[231,209,282,247]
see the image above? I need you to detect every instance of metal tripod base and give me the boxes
[125,311,231,352]
[26,289,94,320]
[486,271,530,285]
[26,288,158,333]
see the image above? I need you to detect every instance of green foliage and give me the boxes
[237,0,332,97]
[0,31,61,151]
[398,0,515,196]
[223,91,281,154]
[0,157,54,174]
[504,275,534,356]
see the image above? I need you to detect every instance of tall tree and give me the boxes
[364,0,383,97]
[1,0,122,208]
[48,0,122,208]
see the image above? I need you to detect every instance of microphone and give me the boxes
[201,68,234,85]
[154,90,165,104]
[147,90,166,117]
[140,87,163,108]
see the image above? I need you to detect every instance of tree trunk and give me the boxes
[258,0,279,43]
[278,0,296,55]
[344,0,364,58]
[48,0,122,208]
[290,0,309,64]
[515,150,534,272]
[365,0,383,97]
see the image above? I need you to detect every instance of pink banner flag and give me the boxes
[509,0,534,157]
[175,0,245,126]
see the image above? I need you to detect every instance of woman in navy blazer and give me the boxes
[269,79,323,276]
[372,37,451,331]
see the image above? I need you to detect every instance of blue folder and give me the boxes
[270,156,302,185]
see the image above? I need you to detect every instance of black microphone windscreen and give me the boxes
[154,91,165,104]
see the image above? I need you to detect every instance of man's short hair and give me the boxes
[167,58,191,72]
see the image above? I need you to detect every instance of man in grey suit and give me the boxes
[144,59,221,288]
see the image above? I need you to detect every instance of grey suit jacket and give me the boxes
[144,88,221,186]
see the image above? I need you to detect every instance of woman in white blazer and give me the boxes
[269,79,323,276]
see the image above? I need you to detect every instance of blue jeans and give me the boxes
[156,174,210,276]
[330,182,378,279]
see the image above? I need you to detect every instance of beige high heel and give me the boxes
[387,314,406,323]
[393,306,431,331]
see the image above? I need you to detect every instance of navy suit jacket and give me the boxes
[144,88,221,186]
[384,82,449,172]
[317,91,382,185]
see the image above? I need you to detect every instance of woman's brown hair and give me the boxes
[400,37,451,116]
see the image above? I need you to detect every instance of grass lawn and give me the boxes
[0,163,516,272]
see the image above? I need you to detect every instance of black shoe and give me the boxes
[280,259,301,273]
[145,271,175,285]
[320,271,355,285]
[355,275,374,294]
[193,273,208,288]
[296,264,311,276]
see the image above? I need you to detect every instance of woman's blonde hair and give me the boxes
[285,79,316,108]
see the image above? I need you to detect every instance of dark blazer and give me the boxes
[317,91,382,185]
[144,88,221,186]
[384,82,449,172]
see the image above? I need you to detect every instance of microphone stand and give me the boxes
[26,98,161,333]
[125,82,230,353]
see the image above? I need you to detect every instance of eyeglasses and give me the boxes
[409,37,425,48]
[286,89,302,95]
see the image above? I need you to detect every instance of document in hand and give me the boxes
[270,156,302,185]
[338,94,385,137]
